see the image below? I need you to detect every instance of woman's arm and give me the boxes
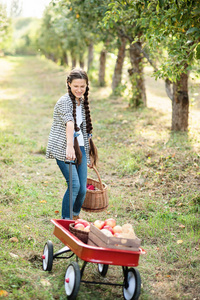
[66,121,76,160]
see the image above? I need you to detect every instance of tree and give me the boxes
[103,1,147,106]
[112,35,126,92]
[0,3,12,54]
[138,0,200,131]
[65,0,113,86]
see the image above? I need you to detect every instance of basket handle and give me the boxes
[91,166,104,191]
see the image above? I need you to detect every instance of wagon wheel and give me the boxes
[123,268,141,300]
[65,262,81,300]
[42,240,53,271]
[97,264,109,277]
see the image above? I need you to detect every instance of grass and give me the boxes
[0,55,199,300]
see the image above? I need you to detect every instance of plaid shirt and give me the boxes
[46,93,90,164]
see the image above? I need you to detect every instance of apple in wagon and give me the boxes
[104,218,116,228]
[94,220,105,229]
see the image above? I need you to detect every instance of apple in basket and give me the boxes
[74,223,85,231]
[94,220,105,230]
[75,219,90,227]
[84,225,90,232]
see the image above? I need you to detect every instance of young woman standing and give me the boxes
[46,68,98,220]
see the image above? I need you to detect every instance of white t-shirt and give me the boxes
[76,105,84,146]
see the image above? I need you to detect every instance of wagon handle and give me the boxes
[91,165,104,191]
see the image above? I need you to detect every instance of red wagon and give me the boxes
[42,219,146,300]
[42,161,146,299]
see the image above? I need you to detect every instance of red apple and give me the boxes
[102,225,114,235]
[75,219,89,227]
[74,223,85,231]
[94,220,105,230]
[84,225,90,232]
[113,225,122,234]
[104,218,116,228]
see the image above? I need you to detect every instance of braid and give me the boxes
[83,86,93,134]
[67,83,82,164]
[67,86,79,131]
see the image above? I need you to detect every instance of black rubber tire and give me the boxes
[97,263,109,277]
[65,261,81,300]
[42,240,53,271]
[123,268,141,300]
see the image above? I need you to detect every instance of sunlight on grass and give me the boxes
[0,56,199,300]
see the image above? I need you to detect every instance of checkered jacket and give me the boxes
[46,93,90,164]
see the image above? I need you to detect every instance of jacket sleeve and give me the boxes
[55,95,74,125]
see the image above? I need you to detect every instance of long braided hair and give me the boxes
[66,68,98,165]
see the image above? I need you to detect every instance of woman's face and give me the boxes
[69,78,87,99]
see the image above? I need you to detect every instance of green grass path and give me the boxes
[0,56,199,299]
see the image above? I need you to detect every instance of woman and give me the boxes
[46,68,98,220]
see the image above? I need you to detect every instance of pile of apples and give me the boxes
[74,218,136,239]
[74,219,90,232]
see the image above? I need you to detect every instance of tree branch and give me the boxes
[118,29,158,71]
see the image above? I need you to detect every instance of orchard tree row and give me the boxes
[38,0,200,131]
[1,0,200,131]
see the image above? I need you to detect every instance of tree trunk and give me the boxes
[112,36,126,92]
[60,51,68,66]
[129,41,146,107]
[79,59,84,69]
[63,51,68,66]
[87,43,94,72]
[172,72,189,131]
[99,49,107,87]
[71,50,76,69]
[72,58,76,68]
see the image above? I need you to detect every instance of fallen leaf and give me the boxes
[177,240,183,244]
[9,237,19,243]
[39,200,47,203]
[54,210,59,214]
[10,253,19,259]
[172,153,176,158]
[40,279,51,287]
[0,290,8,297]
[97,136,101,140]
[179,224,185,229]
[122,120,128,124]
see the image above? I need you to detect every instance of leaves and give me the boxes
[177,239,183,244]
[0,290,8,297]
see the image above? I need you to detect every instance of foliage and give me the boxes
[12,17,40,55]
[0,3,12,53]
[137,0,200,81]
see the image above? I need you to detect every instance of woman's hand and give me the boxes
[66,146,76,161]
[88,156,94,169]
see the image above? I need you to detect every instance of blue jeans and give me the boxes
[56,147,87,219]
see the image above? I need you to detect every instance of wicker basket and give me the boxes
[82,166,108,212]
[69,223,88,244]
